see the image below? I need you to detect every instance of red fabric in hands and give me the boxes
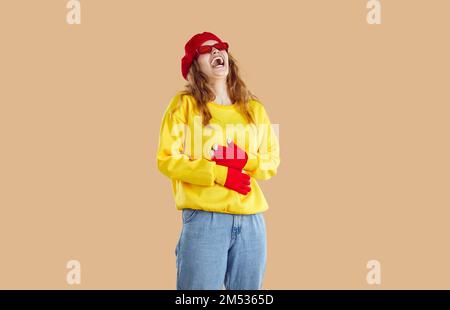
[224,167,251,195]
[212,141,248,170]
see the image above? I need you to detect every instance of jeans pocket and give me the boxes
[182,208,199,224]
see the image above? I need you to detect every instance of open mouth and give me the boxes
[210,56,225,68]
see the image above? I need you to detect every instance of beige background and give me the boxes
[0,0,449,289]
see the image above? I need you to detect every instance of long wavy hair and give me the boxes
[181,52,258,126]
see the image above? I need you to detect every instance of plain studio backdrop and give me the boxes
[0,0,449,289]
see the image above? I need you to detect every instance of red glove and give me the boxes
[224,167,251,195]
[211,139,248,170]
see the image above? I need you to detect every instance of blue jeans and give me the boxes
[175,209,267,290]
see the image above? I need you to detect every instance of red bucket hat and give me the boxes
[181,32,226,80]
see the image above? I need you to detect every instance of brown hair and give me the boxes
[181,52,258,126]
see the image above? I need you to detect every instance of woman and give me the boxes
[156,32,280,290]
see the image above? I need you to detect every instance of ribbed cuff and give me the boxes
[214,164,228,186]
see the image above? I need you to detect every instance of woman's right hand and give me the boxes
[210,139,248,171]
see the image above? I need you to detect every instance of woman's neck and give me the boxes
[209,79,232,105]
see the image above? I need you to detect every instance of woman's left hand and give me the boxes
[210,139,248,170]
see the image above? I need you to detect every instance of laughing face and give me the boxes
[196,40,229,81]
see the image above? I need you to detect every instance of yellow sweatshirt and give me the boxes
[156,91,280,215]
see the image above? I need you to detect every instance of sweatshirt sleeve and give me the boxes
[243,104,280,180]
[156,94,228,186]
